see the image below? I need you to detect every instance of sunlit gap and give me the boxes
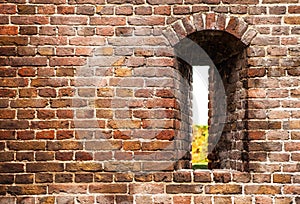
[192,65,209,169]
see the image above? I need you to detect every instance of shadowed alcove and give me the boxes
[174,30,250,171]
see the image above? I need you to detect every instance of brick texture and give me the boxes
[0,0,299,202]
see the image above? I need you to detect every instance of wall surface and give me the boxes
[0,0,300,203]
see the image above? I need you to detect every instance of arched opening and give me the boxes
[174,30,249,171]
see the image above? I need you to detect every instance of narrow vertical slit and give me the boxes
[192,66,209,169]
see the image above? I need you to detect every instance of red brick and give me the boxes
[0,120,29,129]
[129,183,164,194]
[75,173,93,182]
[0,163,24,173]
[77,5,95,15]
[50,16,88,25]
[173,6,190,15]
[38,88,56,98]
[18,67,36,77]
[48,184,87,194]
[0,37,28,45]
[0,46,16,56]
[116,5,133,15]
[0,152,14,162]
[11,99,48,108]
[38,5,56,14]
[166,184,203,194]
[135,6,152,15]
[26,162,64,172]
[0,130,15,140]
[245,185,281,194]
[17,46,36,56]
[8,141,45,150]
[58,26,76,36]
[57,5,75,14]
[223,0,258,3]
[55,151,73,161]
[47,141,83,150]
[17,130,34,140]
[32,78,68,87]
[90,17,126,25]
[96,5,114,14]
[154,6,171,15]
[69,37,105,46]
[90,184,127,193]
[284,16,300,24]
[0,174,14,184]
[269,6,286,14]
[19,26,38,35]
[0,4,17,14]
[11,16,49,25]
[75,152,93,161]
[0,110,15,119]
[7,185,47,195]
[17,109,35,119]
[95,195,114,204]
[128,16,165,26]
[0,89,16,98]
[283,186,300,194]
[56,130,74,140]
[18,5,35,14]
[116,27,134,36]
[36,130,55,139]
[0,16,9,24]
[174,171,192,182]
[147,0,182,4]
[9,57,47,66]
[0,26,18,35]
[288,6,300,14]
[273,174,292,183]
[36,151,54,161]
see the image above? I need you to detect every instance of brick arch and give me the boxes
[165,12,258,171]
[163,12,258,47]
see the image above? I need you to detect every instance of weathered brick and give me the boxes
[48,184,87,194]
[26,162,64,172]
[90,17,126,25]
[8,185,47,195]
[0,174,14,184]
[0,163,24,173]
[90,184,127,193]
[0,120,29,129]
[128,16,165,26]
[47,141,83,150]
[166,184,203,194]
[0,151,14,162]
[0,26,18,35]
[245,185,281,194]
[284,16,300,24]
[15,174,34,184]
[56,130,74,140]
[273,174,292,183]
[50,16,88,25]
[173,171,192,182]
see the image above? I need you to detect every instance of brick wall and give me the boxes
[0,0,300,203]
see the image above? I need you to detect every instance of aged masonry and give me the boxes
[0,0,300,203]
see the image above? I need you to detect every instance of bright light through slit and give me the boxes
[192,66,209,125]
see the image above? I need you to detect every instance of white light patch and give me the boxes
[192,66,209,125]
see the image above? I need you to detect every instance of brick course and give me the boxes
[0,0,299,203]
